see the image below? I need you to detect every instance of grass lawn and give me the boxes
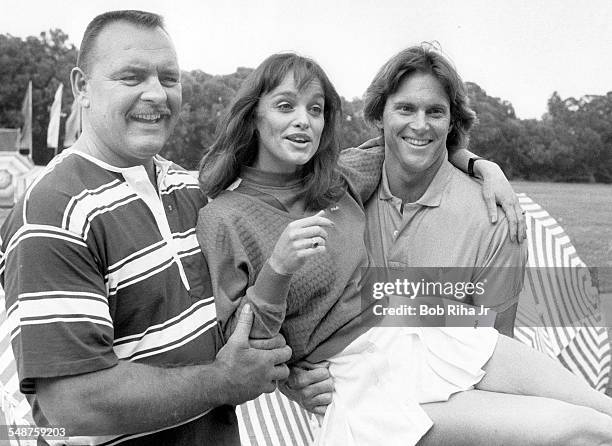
[512,181,612,293]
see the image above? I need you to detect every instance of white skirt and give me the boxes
[315,326,499,446]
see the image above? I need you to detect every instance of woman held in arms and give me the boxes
[196,50,612,445]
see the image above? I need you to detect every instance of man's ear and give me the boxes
[71,67,90,108]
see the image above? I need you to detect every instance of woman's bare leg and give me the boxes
[419,390,612,446]
[477,334,612,417]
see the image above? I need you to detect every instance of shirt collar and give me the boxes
[379,158,454,208]
[70,148,170,174]
[379,161,396,201]
[153,155,172,184]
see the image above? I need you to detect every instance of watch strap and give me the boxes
[468,157,485,177]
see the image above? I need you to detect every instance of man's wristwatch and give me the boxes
[468,157,485,178]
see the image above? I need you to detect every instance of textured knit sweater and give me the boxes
[196,147,384,364]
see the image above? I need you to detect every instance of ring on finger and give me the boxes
[312,238,319,249]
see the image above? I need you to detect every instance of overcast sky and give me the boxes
[2,0,610,119]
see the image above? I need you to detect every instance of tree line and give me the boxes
[1,30,611,182]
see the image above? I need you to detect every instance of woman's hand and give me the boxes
[269,211,334,275]
[476,160,527,243]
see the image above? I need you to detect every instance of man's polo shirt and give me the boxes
[365,157,527,312]
[0,150,237,445]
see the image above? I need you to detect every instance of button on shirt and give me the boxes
[365,159,527,312]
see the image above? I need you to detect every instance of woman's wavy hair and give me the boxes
[363,43,477,151]
[199,53,345,210]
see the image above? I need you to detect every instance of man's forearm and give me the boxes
[37,304,292,437]
[448,147,475,174]
[37,360,228,436]
[448,148,501,179]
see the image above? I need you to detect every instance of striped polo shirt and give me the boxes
[0,150,237,445]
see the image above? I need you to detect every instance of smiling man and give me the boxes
[0,10,291,445]
[363,45,527,337]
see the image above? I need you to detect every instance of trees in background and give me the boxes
[1,30,611,182]
[163,67,255,168]
[544,92,612,182]
[0,30,76,164]
[337,97,377,149]
[466,83,612,183]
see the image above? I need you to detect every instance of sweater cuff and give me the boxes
[250,261,293,307]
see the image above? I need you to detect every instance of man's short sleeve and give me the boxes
[472,215,528,312]
[2,222,117,394]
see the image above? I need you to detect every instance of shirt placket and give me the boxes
[382,196,404,268]
[123,165,191,291]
